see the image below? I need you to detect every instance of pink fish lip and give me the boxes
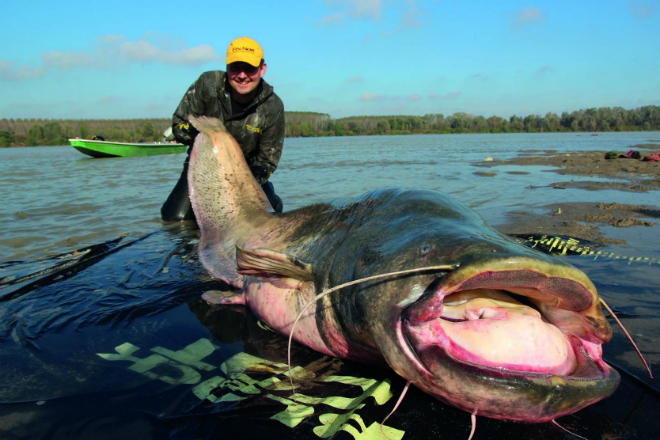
[400,267,615,380]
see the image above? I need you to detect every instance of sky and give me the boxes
[1,0,659,120]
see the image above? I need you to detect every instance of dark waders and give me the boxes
[161,155,283,222]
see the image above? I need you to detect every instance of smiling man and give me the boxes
[161,37,285,221]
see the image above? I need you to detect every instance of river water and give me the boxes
[0,132,659,439]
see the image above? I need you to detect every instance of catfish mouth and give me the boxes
[402,267,615,380]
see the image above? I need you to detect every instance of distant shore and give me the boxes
[2,104,660,147]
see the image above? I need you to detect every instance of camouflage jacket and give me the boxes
[172,70,285,184]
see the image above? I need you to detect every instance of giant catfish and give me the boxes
[187,116,619,422]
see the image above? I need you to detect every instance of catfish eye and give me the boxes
[419,244,433,255]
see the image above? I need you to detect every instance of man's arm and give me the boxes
[249,104,285,185]
[172,75,208,145]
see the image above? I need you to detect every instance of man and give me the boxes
[161,36,285,221]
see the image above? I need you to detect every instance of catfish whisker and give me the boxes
[468,412,477,440]
[600,298,653,379]
[380,380,411,440]
[551,419,588,440]
[287,264,456,392]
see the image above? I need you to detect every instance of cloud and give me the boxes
[0,34,222,81]
[323,0,383,22]
[358,93,388,101]
[318,12,345,25]
[346,75,364,83]
[469,73,489,81]
[0,60,47,81]
[100,95,121,103]
[444,92,462,99]
[628,1,658,18]
[511,7,545,31]
[158,44,220,65]
[383,7,424,36]
[429,92,462,100]
[108,37,221,65]
[408,93,422,101]
[534,65,553,77]
[42,51,94,70]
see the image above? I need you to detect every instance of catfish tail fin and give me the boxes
[189,115,228,134]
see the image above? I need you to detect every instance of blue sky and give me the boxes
[1,0,659,120]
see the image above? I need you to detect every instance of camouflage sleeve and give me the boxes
[249,103,285,185]
[172,75,206,146]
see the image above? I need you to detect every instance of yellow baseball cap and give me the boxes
[226,37,264,67]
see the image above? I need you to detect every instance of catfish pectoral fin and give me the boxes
[236,246,314,281]
[202,290,246,305]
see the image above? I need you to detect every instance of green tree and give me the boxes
[448,113,471,133]
[43,121,65,145]
[596,120,610,131]
[569,111,582,131]
[582,115,597,132]
[325,121,336,136]
[376,120,390,135]
[509,115,524,132]
[544,112,560,132]
[299,122,315,137]
[78,124,89,139]
[0,130,13,147]
[110,126,123,141]
[472,116,487,132]
[407,117,421,131]
[430,114,446,132]
[143,122,155,140]
[523,115,536,132]
[287,122,301,137]
[486,116,504,133]
[26,125,45,146]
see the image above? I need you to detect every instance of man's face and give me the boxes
[227,61,267,100]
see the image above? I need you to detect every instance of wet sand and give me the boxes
[476,143,660,244]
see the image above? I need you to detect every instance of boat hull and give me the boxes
[69,139,187,158]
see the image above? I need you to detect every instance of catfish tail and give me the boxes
[187,115,274,287]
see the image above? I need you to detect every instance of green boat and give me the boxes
[69,138,187,158]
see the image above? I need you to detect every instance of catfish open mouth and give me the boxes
[403,266,615,380]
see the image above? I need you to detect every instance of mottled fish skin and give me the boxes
[188,116,619,422]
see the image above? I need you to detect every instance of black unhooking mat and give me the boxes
[0,230,658,440]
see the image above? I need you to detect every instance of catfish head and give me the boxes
[330,189,620,422]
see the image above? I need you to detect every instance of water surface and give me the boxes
[1,132,659,439]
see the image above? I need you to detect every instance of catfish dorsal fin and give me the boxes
[236,246,314,281]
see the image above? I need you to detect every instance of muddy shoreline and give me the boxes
[476,143,660,244]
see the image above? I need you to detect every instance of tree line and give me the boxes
[1,105,659,147]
